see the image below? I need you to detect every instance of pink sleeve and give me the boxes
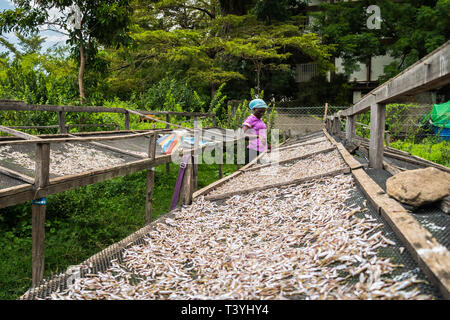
[243,116,255,128]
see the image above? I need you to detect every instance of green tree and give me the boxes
[310,0,450,80]
[0,0,133,102]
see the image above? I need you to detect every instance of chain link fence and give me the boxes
[352,103,446,143]
[274,105,349,136]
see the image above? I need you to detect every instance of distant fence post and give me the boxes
[32,142,50,286]
[369,103,386,169]
[58,111,67,134]
[124,112,130,130]
[145,133,157,224]
[345,115,356,141]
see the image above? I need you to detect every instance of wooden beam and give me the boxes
[193,169,243,199]
[369,103,385,169]
[146,134,156,224]
[0,130,157,146]
[0,125,41,140]
[243,147,336,172]
[204,168,350,202]
[0,165,34,184]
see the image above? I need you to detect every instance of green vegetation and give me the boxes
[390,138,450,167]
[354,103,450,167]
[0,0,449,299]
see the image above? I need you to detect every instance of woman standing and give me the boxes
[242,98,270,164]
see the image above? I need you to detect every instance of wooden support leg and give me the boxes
[218,143,223,179]
[369,103,386,169]
[32,199,46,286]
[124,112,130,131]
[32,143,50,286]
[146,134,157,224]
[180,155,193,206]
[345,115,355,141]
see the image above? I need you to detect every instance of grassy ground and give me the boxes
[0,161,238,300]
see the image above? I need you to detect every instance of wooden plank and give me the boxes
[351,167,450,300]
[193,169,243,199]
[369,103,386,169]
[0,125,41,140]
[0,102,127,114]
[0,130,157,146]
[204,168,350,202]
[146,134,156,224]
[323,128,366,171]
[0,165,34,184]
[275,138,327,152]
[243,147,336,172]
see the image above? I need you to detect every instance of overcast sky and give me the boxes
[0,0,69,55]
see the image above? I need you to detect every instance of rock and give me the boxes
[386,167,450,208]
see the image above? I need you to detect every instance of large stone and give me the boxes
[386,167,450,208]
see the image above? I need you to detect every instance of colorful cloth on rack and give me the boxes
[157,131,185,154]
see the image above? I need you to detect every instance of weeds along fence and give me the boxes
[274,105,349,137]
[351,103,444,144]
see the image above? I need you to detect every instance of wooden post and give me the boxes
[323,102,328,123]
[385,131,390,148]
[179,154,193,206]
[212,115,216,127]
[193,117,199,191]
[345,115,356,141]
[218,143,223,180]
[58,111,67,134]
[145,134,157,224]
[165,114,170,174]
[32,142,50,286]
[369,103,386,169]
[124,112,130,131]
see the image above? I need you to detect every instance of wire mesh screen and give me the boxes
[274,106,349,136]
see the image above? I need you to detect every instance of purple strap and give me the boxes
[169,154,191,211]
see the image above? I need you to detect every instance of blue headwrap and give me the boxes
[249,99,268,110]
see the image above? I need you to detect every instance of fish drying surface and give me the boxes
[48,174,431,300]
[208,149,347,196]
[0,143,127,177]
[263,140,334,163]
